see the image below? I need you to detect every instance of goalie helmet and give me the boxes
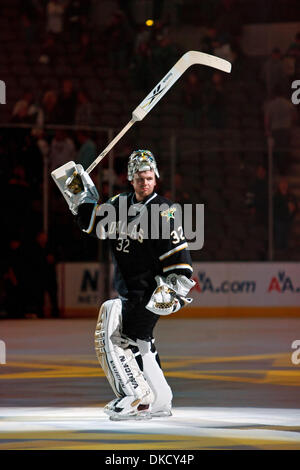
[128,149,160,181]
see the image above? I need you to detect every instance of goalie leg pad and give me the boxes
[137,339,173,416]
[94,299,155,413]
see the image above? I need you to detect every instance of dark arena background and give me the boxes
[0,0,300,456]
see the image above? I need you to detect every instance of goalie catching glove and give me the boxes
[146,274,195,316]
[64,164,99,215]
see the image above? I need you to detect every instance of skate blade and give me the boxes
[151,410,172,418]
[109,412,152,422]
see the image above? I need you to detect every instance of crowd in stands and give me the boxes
[0,0,299,318]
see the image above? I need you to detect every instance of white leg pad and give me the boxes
[94,299,154,409]
[137,339,173,414]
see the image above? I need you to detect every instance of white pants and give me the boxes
[137,339,173,413]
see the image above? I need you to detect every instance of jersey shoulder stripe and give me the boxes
[163,263,193,274]
[159,242,188,261]
[109,193,121,202]
[107,192,131,205]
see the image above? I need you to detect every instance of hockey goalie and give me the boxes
[54,150,195,420]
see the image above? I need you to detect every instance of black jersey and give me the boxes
[77,191,193,303]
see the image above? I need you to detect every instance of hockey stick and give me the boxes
[86,51,231,175]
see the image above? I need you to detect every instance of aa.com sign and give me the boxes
[190,262,300,307]
[0,80,6,104]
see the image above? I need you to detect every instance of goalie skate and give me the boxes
[104,397,152,421]
[104,397,172,420]
[151,406,172,418]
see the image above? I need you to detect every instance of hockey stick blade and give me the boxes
[132,51,231,121]
[85,51,231,175]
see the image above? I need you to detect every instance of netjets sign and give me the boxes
[0,80,6,104]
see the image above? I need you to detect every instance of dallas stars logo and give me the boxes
[161,206,176,220]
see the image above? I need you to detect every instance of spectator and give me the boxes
[20,0,43,21]
[56,79,77,124]
[114,143,133,192]
[21,132,45,187]
[163,0,184,26]
[76,131,97,170]
[182,72,203,128]
[30,128,50,185]
[151,34,178,82]
[31,128,49,164]
[262,48,287,98]
[41,90,58,124]
[201,26,220,55]
[2,238,28,318]
[118,0,136,28]
[215,0,243,39]
[39,33,57,65]
[213,40,235,64]
[65,0,85,41]
[264,87,297,174]
[21,13,36,46]
[286,32,300,78]
[4,165,32,235]
[79,31,95,62]
[98,167,118,199]
[75,91,94,126]
[134,24,151,54]
[201,22,236,64]
[49,130,76,171]
[11,92,43,127]
[46,0,66,35]
[27,231,60,318]
[245,164,268,227]
[115,172,129,193]
[204,71,227,128]
[105,10,133,70]
[0,134,8,180]
[163,173,192,206]
[197,2,220,26]
[130,40,153,92]
[273,178,298,252]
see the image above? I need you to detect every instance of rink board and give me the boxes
[56,262,300,318]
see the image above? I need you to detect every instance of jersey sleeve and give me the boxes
[76,202,99,236]
[76,193,121,237]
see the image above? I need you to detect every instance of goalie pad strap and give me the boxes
[94,299,154,404]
